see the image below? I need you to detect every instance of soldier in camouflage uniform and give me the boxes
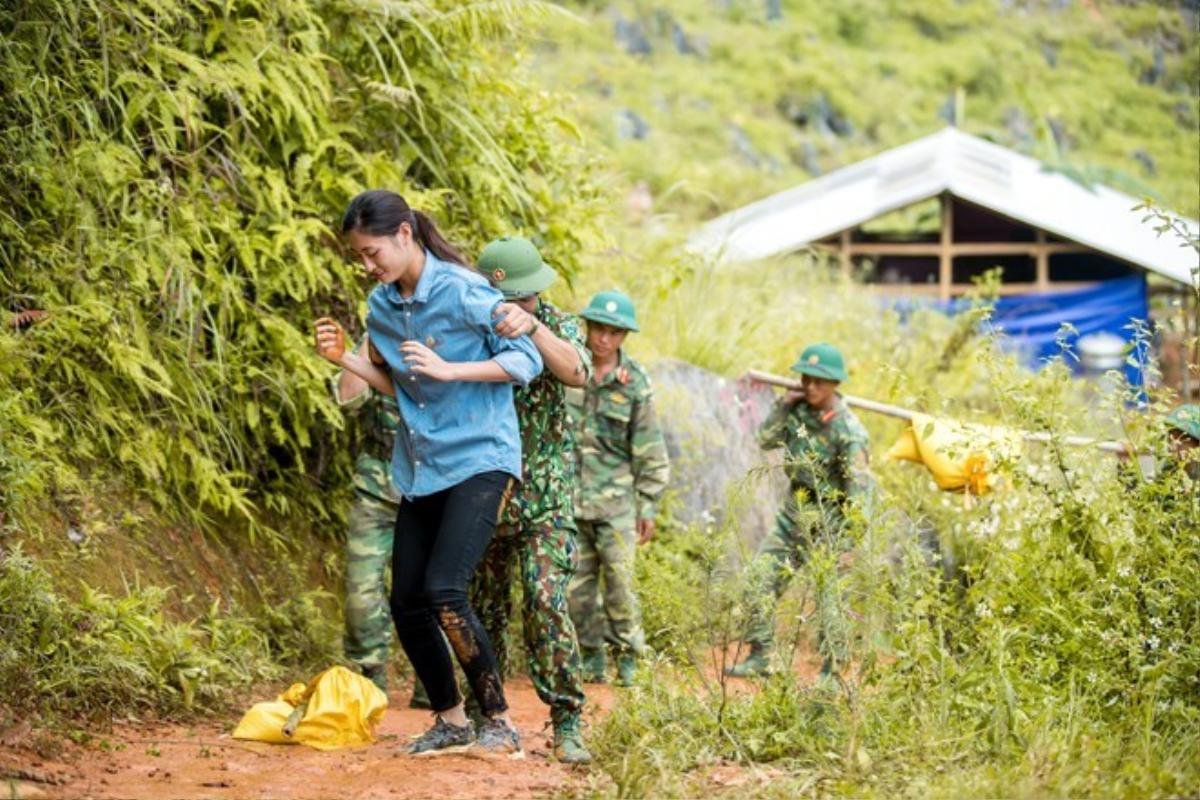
[727,342,872,681]
[332,335,428,707]
[467,237,594,764]
[567,290,670,687]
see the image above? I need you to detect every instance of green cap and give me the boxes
[790,342,848,382]
[1166,404,1200,441]
[477,236,557,298]
[579,290,639,332]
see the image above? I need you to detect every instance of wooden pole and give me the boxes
[743,369,1128,453]
[939,193,953,301]
[839,228,851,280]
[1035,229,1049,291]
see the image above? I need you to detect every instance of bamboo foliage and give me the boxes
[0,0,605,538]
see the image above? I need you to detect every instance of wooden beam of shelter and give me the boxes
[829,241,1090,257]
[939,193,953,301]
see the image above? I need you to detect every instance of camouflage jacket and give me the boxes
[333,359,402,504]
[759,395,871,507]
[568,350,670,521]
[501,301,592,527]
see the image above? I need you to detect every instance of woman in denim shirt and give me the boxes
[315,190,541,756]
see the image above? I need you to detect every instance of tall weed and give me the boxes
[585,263,1198,797]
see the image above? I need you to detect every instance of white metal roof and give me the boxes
[689,127,1198,285]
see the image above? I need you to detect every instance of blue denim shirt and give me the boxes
[366,253,543,498]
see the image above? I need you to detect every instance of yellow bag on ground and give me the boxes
[886,412,1022,496]
[232,665,388,750]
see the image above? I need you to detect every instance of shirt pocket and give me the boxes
[597,403,632,447]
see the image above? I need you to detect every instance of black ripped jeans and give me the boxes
[390,470,512,716]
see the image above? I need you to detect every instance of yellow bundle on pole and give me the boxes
[744,369,1128,497]
[885,412,1023,496]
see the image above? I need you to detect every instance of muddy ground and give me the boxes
[2,647,837,800]
[2,676,614,800]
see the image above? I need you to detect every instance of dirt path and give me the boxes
[3,677,614,800]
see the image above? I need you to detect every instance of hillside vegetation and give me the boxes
[535,0,1198,226]
[1,0,603,717]
[1,1,1197,798]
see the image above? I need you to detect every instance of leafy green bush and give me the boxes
[0,0,604,540]
[0,547,339,720]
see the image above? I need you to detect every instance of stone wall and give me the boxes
[649,358,788,548]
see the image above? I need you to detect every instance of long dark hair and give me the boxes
[341,190,469,267]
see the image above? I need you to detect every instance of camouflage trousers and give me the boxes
[568,515,647,655]
[470,515,586,726]
[344,489,397,670]
[743,493,850,668]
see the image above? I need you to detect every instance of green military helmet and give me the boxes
[579,289,639,332]
[477,236,558,298]
[1165,404,1200,441]
[791,342,848,382]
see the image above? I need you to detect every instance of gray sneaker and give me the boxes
[473,718,522,759]
[408,716,474,757]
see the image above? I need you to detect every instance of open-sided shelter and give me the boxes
[690,128,1199,392]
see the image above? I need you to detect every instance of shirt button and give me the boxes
[418,403,426,409]
[414,460,420,467]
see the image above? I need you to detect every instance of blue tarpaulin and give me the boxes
[985,275,1150,386]
[893,275,1151,385]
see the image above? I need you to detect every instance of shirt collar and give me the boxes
[816,395,845,425]
[593,349,628,388]
[799,395,844,426]
[383,250,440,305]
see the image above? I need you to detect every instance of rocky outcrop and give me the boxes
[649,359,788,547]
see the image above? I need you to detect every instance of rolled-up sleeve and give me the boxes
[466,284,543,386]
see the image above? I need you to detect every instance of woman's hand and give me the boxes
[401,340,456,381]
[314,317,347,363]
[493,303,536,339]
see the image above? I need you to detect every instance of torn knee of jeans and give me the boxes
[479,671,506,715]
[436,605,481,660]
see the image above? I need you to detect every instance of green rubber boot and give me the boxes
[724,645,770,678]
[614,652,637,687]
[581,648,607,684]
[553,713,592,765]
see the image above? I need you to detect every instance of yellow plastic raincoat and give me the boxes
[232,665,388,750]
